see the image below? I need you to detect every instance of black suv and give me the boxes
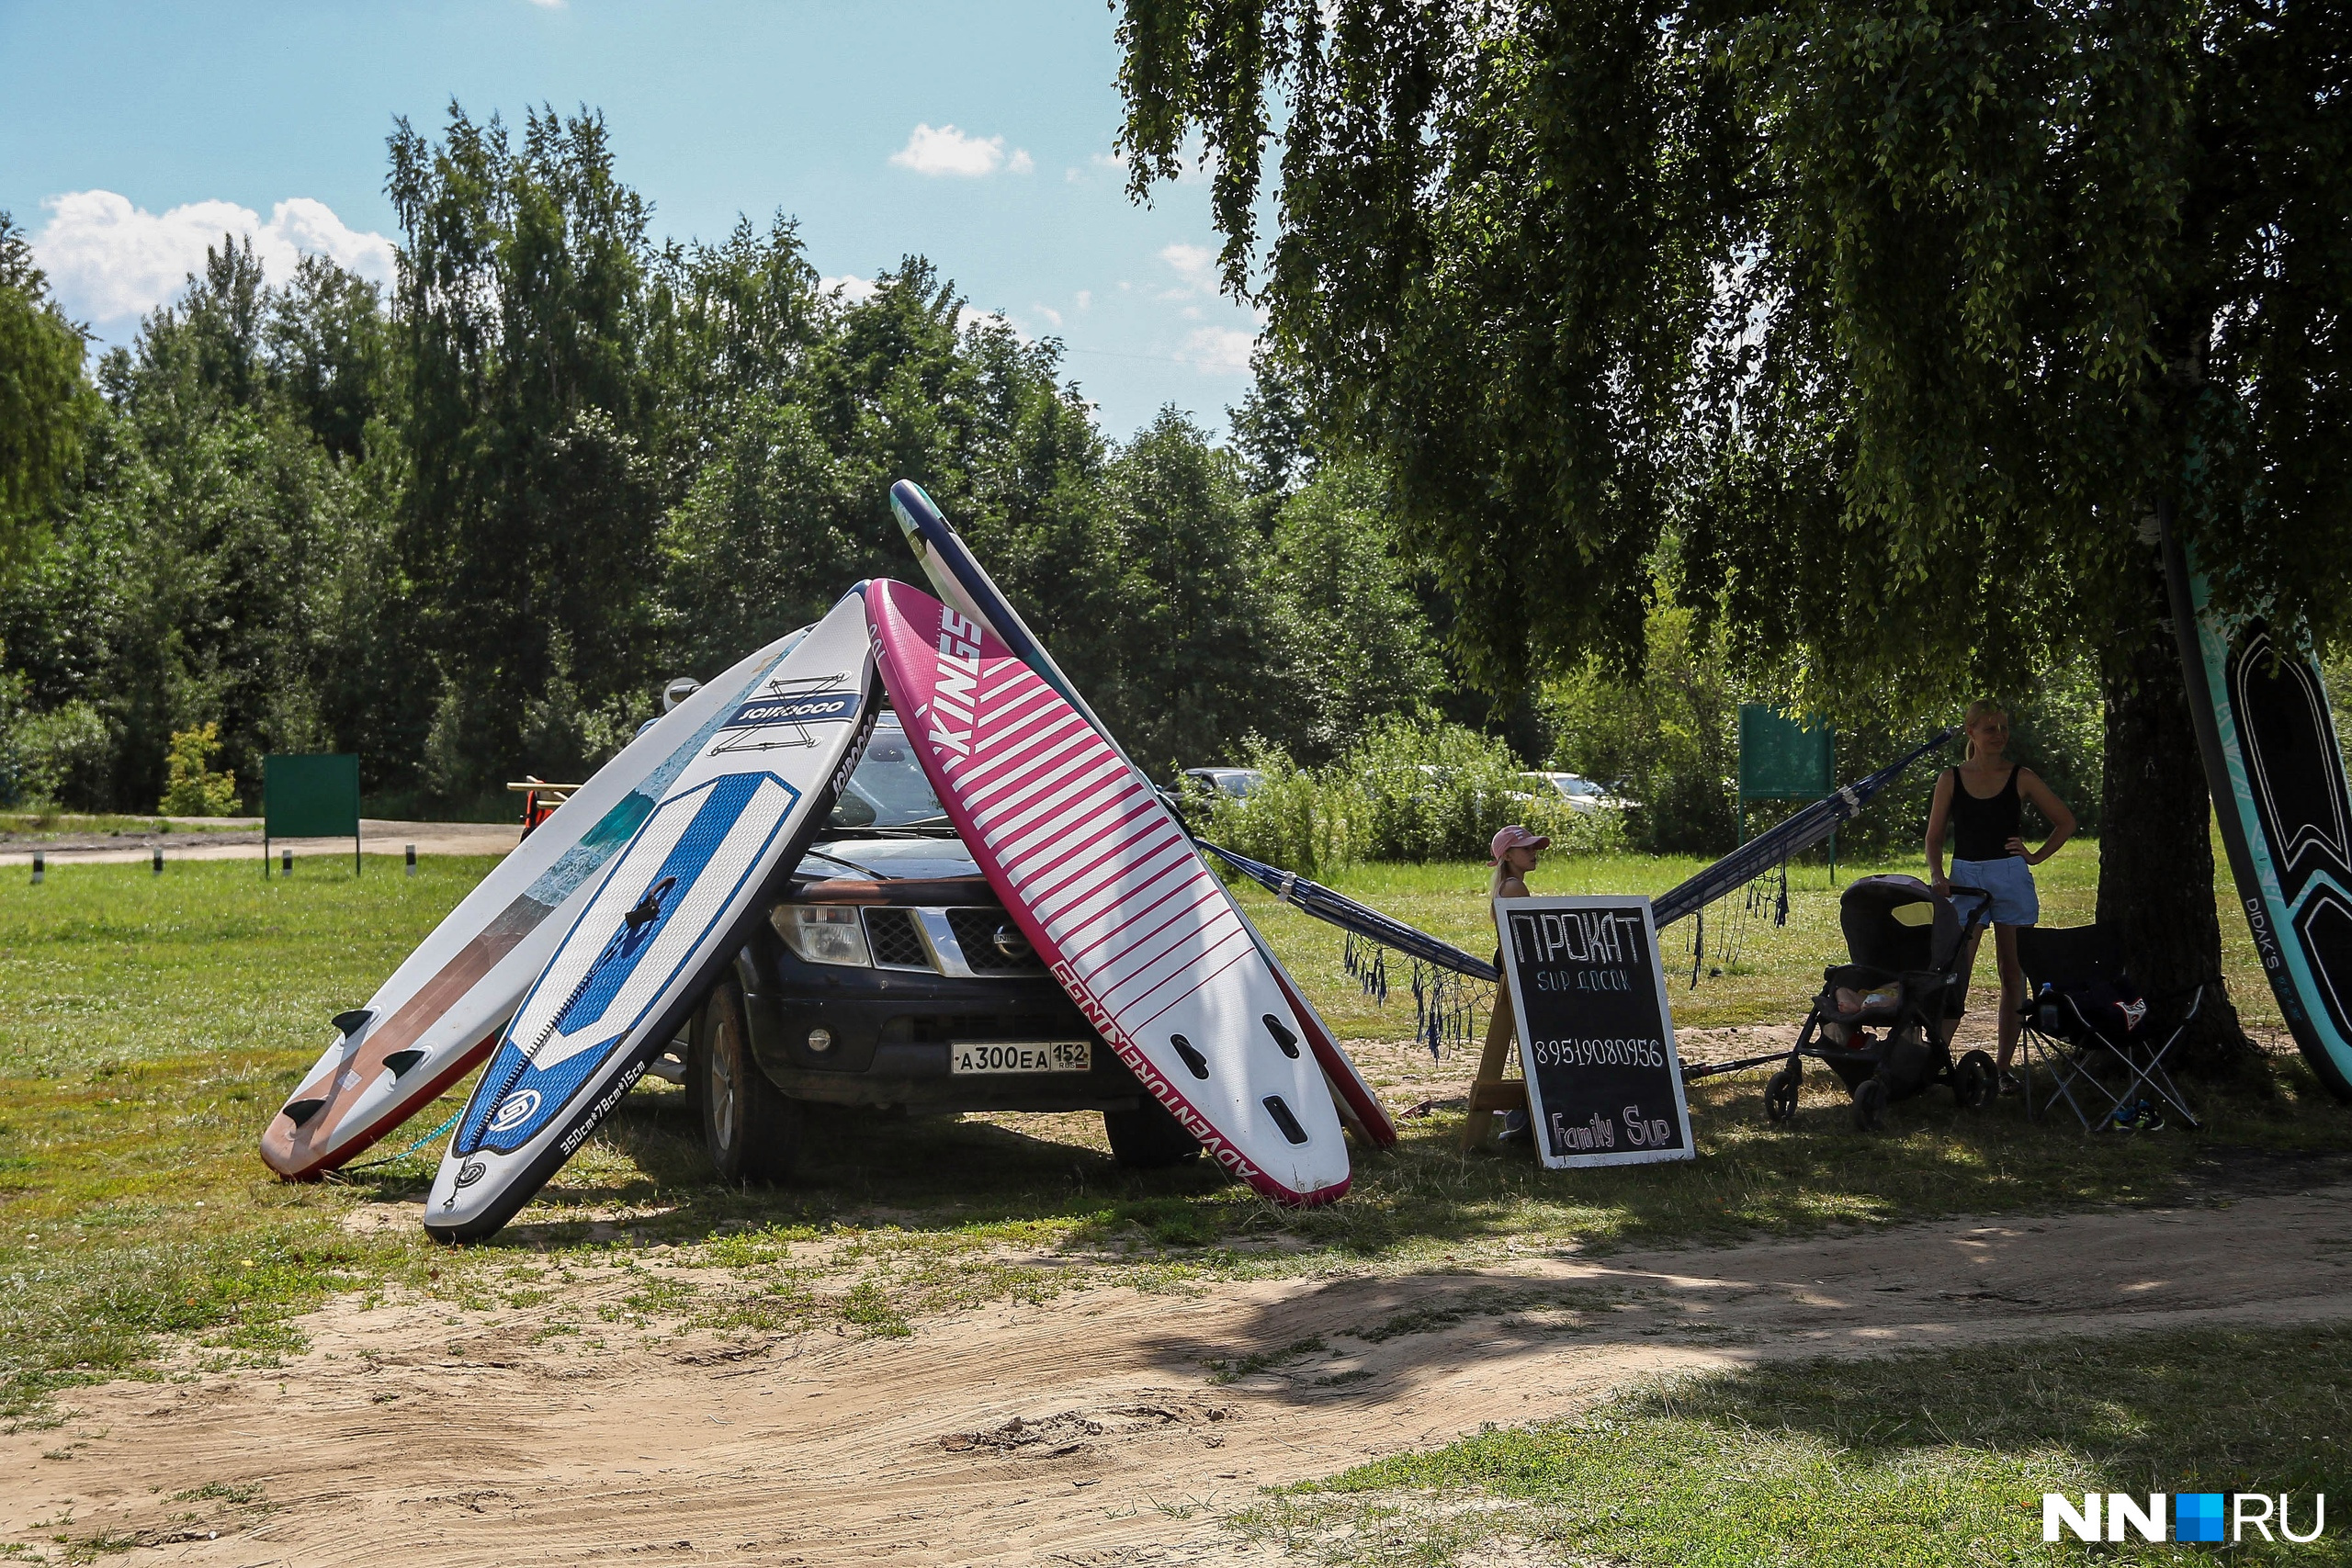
[665,714,1200,1181]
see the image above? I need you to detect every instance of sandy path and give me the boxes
[7,1183,2350,1565]
[0,819,519,867]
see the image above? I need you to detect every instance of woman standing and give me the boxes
[1926,701,2076,1092]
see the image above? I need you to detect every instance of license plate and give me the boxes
[949,1040,1091,1075]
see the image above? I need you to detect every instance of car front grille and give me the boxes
[864,908,933,970]
[947,908,1044,973]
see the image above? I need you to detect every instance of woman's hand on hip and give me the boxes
[2006,835,2030,861]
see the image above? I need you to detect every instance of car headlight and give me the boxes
[775,904,872,966]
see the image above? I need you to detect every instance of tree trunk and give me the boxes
[2096,557,2252,1075]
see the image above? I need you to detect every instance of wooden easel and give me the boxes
[1460,986,1529,1149]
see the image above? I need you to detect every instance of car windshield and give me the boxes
[829,716,953,832]
[1558,776,1604,798]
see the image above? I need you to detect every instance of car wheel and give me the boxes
[695,977,800,1184]
[1104,1096,1202,1168]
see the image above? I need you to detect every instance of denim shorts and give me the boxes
[1949,855,2040,927]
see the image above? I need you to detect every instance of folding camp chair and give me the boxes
[2014,924,2203,1131]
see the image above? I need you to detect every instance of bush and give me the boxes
[0,693,112,809]
[1194,741,1368,877]
[1191,715,1626,872]
[158,722,238,816]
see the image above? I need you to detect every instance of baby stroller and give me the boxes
[1762,875,1997,1131]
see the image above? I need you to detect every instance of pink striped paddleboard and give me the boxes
[865,580,1351,1205]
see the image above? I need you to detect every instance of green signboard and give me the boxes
[1738,705,1833,803]
[264,753,360,874]
[1737,706,1838,875]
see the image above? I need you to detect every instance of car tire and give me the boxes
[695,977,800,1184]
[1103,1097,1202,1168]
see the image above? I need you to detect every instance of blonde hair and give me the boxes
[1962,699,2008,762]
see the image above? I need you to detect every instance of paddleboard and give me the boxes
[888,479,1397,1148]
[424,590,878,1240]
[2161,515,2352,1100]
[865,577,1351,1204]
[261,628,810,1179]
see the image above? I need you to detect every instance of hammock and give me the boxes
[1195,726,1957,983]
[1198,841,1501,983]
[1648,728,1958,929]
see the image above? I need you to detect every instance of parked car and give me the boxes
[1519,771,1639,815]
[1179,766,1265,800]
[656,713,1202,1182]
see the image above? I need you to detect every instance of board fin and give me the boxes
[1261,1014,1300,1059]
[332,1010,374,1037]
[1262,1095,1309,1145]
[1170,1034,1210,1079]
[382,1049,427,1077]
[282,1099,329,1129]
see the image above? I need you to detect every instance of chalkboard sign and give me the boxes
[1495,895,1694,1169]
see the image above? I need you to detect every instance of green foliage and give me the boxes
[1202,716,1626,868]
[1114,0,2352,703]
[1261,461,1445,765]
[0,214,94,591]
[1544,602,1739,853]
[156,722,236,816]
[1196,740,1368,876]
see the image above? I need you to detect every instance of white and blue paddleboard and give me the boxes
[262,626,810,1179]
[424,590,878,1240]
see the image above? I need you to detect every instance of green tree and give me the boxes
[1261,460,1443,763]
[0,214,95,591]
[1117,0,2352,1063]
[389,104,664,795]
[1102,406,1274,775]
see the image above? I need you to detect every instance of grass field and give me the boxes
[1242,1325,2352,1565]
[0,843,2341,1444]
[0,811,251,840]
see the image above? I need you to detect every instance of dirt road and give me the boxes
[0,819,518,867]
[7,1182,2349,1566]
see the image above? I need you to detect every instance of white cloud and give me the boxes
[888,123,1032,178]
[1033,303,1063,329]
[1074,289,1091,311]
[1159,242,1218,298]
[820,273,878,305]
[1178,326,1257,376]
[956,305,1028,342]
[30,190,396,327]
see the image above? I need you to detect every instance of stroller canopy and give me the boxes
[1840,875,1982,974]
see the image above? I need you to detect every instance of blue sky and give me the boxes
[0,0,1261,441]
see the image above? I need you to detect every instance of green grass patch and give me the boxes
[0,850,2342,1423]
[1245,1325,2352,1565]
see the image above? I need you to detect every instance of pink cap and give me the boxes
[1491,824,1551,861]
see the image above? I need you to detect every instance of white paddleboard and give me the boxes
[261,628,808,1179]
[888,479,1396,1147]
[424,590,877,1240]
[865,577,1350,1205]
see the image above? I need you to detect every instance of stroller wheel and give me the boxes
[1953,1049,1996,1110]
[1764,1066,1801,1123]
[1852,1077,1887,1133]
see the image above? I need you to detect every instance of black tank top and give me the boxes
[1948,765,2021,862]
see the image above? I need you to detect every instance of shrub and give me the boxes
[1190,715,1627,871]
[158,723,238,816]
[0,694,112,809]
[1194,740,1367,876]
